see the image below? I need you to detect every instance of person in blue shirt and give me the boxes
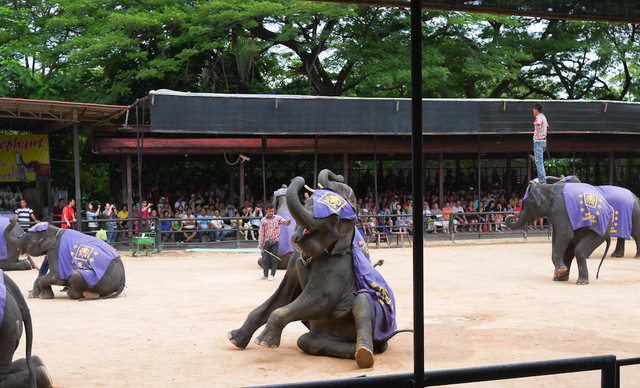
[196,208,211,242]
[161,210,173,242]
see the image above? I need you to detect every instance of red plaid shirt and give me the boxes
[258,215,290,248]
[533,113,548,141]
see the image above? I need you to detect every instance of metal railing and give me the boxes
[266,354,619,387]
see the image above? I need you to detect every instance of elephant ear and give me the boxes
[329,219,356,256]
[530,183,544,209]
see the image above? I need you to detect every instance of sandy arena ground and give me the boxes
[7,237,640,387]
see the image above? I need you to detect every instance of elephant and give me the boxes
[547,175,640,258]
[4,220,126,300]
[0,270,52,387]
[257,185,297,269]
[0,218,37,271]
[505,181,613,284]
[228,170,403,368]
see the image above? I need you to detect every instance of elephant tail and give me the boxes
[4,273,37,387]
[596,236,612,279]
[380,329,413,343]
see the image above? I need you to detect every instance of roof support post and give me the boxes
[374,136,378,209]
[342,153,348,184]
[126,155,133,230]
[477,135,482,211]
[609,152,614,185]
[313,135,318,188]
[262,137,267,206]
[240,160,245,207]
[410,0,425,385]
[438,153,444,207]
[73,120,82,231]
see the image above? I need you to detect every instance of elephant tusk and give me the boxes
[304,185,315,193]
[317,184,324,189]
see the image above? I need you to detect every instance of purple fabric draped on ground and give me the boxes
[0,271,5,326]
[352,229,397,341]
[277,210,295,255]
[562,183,613,236]
[312,189,356,220]
[58,229,119,287]
[0,217,9,260]
[592,186,634,240]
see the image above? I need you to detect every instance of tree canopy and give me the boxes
[1,0,640,104]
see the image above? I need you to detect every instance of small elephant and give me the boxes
[0,217,36,271]
[257,185,297,269]
[506,181,613,284]
[4,220,126,300]
[0,270,53,387]
[229,170,402,368]
[547,175,640,258]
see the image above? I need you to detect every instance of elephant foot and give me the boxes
[553,268,569,281]
[36,365,54,388]
[611,252,624,258]
[28,289,40,298]
[255,330,281,349]
[576,278,590,285]
[39,288,55,299]
[355,346,374,368]
[227,330,250,349]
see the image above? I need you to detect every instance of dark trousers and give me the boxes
[39,256,49,277]
[261,241,279,277]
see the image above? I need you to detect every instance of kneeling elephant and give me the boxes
[4,220,126,300]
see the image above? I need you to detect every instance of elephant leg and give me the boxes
[66,272,89,299]
[551,230,572,280]
[353,293,375,368]
[611,238,625,257]
[0,260,32,271]
[297,331,356,360]
[33,272,65,299]
[573,233,605,285]
[554,243,574,281]
[3,357,52,388]
[255,280,337,349]
[228,264,302,349]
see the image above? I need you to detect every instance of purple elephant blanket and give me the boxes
[0,270,5,326]
[277,209,295,256]
[312,189,357,220]
[58,229,119,287]
[592,186,634,240]
[562,183,614,236]
[0,217,9,260]
[352,229,397,341]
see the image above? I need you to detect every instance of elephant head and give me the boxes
[274,184,288,213]
[317,169,358,211]
[287,175,357,258]
[4,219,59,257]
[505,182,561,229]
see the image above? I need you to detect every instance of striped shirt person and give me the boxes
[14,199,39,229]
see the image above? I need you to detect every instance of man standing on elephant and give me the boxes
[258,203,291,281]
[532,103,549,184]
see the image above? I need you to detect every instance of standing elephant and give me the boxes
[547,175,640,258]
[4,220,126,300]
[1,270,52,387]
[257,185,297,269]
[229,170,401,368]
[0,217,36,271]
[505,181,613,284]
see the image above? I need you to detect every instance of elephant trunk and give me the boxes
[505,210,529,230]
[287,176,320,231]
[317,169,344,189]
[4,219,24,249]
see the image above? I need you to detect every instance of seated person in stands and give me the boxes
[196,207,211,242]
[161,210,174,242]
[181,207,198,242]
[465,203,478,232]
[431,203,444,233]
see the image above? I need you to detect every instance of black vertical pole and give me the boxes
[410,0,425,386]
[374,136,378,209]
[313,135,319,188]
[477,135,481,211]
[262,137,267,206]
[73,121,82,231]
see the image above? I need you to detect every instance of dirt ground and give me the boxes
[7,237,640,387]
